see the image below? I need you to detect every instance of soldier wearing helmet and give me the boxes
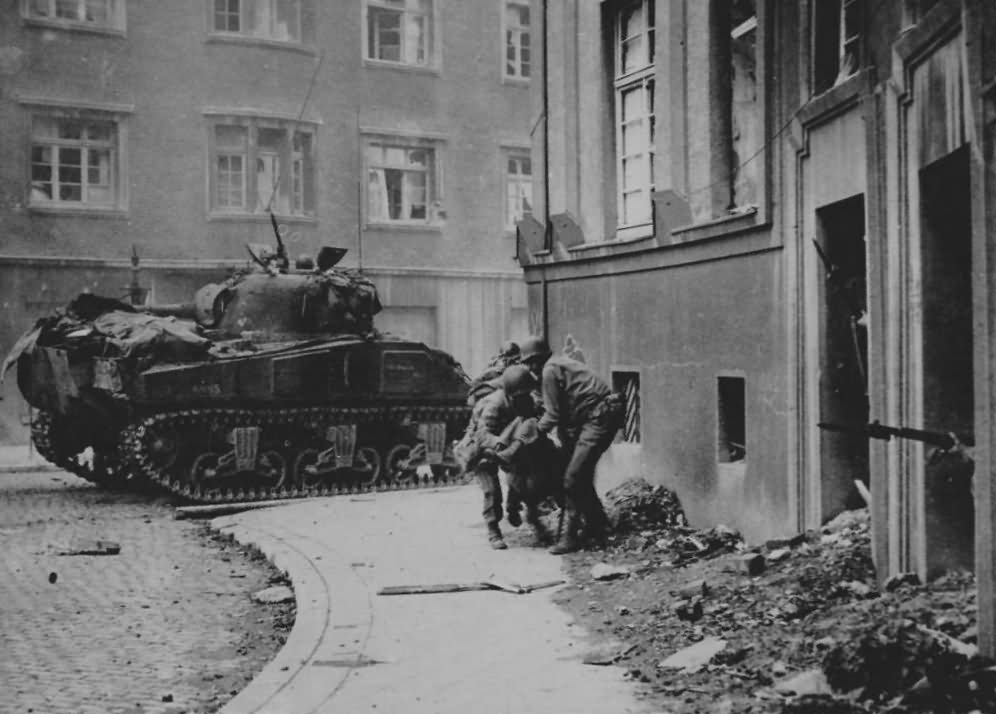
[518,335,624,554]
[453,363,541,549]
[465,341,522,407]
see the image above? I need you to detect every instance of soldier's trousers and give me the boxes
[561,400,621,532]
[472,460,503,527]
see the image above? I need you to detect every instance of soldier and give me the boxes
[466,341,521,406]
[454,364,539,550]
[518,336,624,554]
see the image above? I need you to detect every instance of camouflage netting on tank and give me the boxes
[1,292,210,379]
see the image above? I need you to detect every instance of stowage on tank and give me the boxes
[1,245,472,503]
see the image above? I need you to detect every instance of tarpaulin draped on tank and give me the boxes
[303,269,382,336]
[91,311,210,362]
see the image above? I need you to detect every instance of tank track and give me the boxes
[123,404,472,504]
[31,410,131,488]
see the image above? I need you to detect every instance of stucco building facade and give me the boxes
[523,0,996,654]
[0,0,533,442]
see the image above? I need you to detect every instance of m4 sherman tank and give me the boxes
[2,244,471,503]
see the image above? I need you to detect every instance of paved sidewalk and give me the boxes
[212,485,654,714]
[0,444,58,473]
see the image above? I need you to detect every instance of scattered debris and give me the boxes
[582,642,637,666]
[732,552,766,576]
[674,598,704,622]
[884,571,922,592]
[658,637,727,673]
[377,579,564,596]
[55,539,121,556]
[590,563,631,581]
[161,694,174,703]
[252,585,294,604]
[766,547,792,564]
[773,668,833,696]
[48,571,57,584]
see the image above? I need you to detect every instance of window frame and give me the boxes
[502,0,532,82]
[207,0,306,47]
[812,0,863,96]
[502,147,533,234]
[362,0,439,71]
[25,104,130,215]
[206,114,317,220]
[21,0,126,34]
[363,134,443,228]
[612,0,656,240]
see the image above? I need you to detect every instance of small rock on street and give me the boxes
[0,469,294,714]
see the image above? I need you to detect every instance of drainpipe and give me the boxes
[540,0,551,342]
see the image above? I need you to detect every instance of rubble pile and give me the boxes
[603,478,687,532]
[821,619,994,712]
[554,496,991,714]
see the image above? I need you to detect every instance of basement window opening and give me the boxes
[717,376,746,464]
[612,370,641,444]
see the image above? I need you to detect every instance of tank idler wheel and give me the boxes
[190,452,222,486]
[384,443,418,484]
[353,446,383,485]
[293,448,323,489]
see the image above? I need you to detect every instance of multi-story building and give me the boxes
[0,0,533,442]
[523,0,996,653]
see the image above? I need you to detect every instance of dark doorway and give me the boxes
[920,144,974,578]
[817,195,869,522]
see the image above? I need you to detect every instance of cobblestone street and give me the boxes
[0,470,294,714]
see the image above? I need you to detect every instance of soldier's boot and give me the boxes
[487,523,508,550]
[548,508,580,555]
[525,504,549,545]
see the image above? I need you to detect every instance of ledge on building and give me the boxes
[207,212,317,225]
[798,69,873,127]
[363,221,444,234]
[362,59,441,77]
[670,206,763,244]
[22,16,126,37]
[205,33,318,56]
[28,205,129,220]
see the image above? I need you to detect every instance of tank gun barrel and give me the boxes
[143,303,199,320]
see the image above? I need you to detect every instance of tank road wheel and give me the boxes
[190,452,222,487]
[257,450,288,490]
[384,443,417,484]
[146,428,180,472]
[293,448,323,489]
[353,446,382,485]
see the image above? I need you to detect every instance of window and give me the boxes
[211,0,301,43]
[30,114,121,209]
[208,118,315,217]
[717,376,746,463]
[504,151,533,231]
[813,0,862,94]
[365,0,433,67]
[729,0,759,209]
[612,371,641,444]
[366,139,438,224]
[504,1,531,80]
[24,0,123,30]
[614,0,656,230]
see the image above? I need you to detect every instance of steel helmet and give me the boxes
[501,364,536,395]
[518,335,551,362]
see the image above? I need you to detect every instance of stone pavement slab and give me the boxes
[213,485,655,714]
[0,444,58,473]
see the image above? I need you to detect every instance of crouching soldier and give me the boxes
[466,341,520,406]
[454,364,538,550]
[494,415,564,546]
[518,336,624,554]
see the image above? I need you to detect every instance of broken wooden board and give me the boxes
[55,539,121,556]
[377,579,565,596]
